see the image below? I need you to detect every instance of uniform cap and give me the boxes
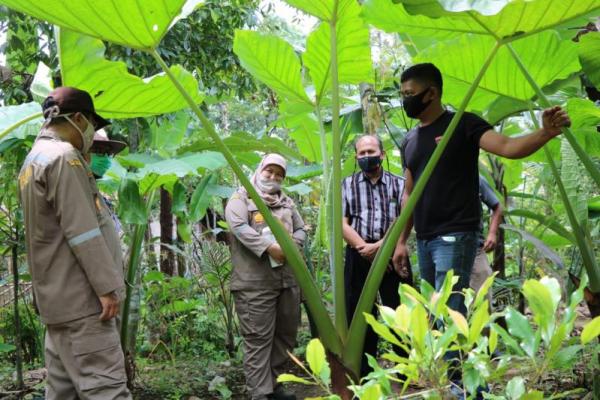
[42,87,110,130]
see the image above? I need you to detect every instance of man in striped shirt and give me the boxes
[342,135,412,377]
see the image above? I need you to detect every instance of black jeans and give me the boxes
[344,245,412,378]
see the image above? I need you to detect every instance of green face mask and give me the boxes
[90,154,112,178]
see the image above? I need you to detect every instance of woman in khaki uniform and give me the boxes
[225,154,306,400]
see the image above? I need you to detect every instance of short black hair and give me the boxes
[354,134,384,152]
[400,63,443,95]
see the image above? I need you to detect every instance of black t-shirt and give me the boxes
[400,111,493,239]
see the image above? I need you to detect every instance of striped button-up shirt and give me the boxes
[342,170,405,242]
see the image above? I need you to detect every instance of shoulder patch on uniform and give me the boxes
[67,159,83,167]
[19,165,32,190]
[254,213,264,223]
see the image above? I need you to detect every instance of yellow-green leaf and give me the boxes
[364,313,402,346]
[306,339,327,377]
[448,309,469,337]
[277,373,314,385]
[581,316,600,345]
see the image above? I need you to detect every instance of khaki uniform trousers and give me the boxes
[234,287,300,400]
[45,313,131,400]
[470,247,493,306]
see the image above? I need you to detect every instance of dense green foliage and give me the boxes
[0,0,599,398]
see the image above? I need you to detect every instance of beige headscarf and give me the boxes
[242,153,294,209]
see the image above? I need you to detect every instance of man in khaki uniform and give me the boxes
[18,87,131,400]
[225,154,306,400]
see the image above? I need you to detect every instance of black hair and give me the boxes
[400,63,443,96]
[354,134,384,152]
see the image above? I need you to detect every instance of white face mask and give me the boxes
[64,114,95,154]
[257,176,282,194]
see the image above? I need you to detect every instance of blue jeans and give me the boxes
[417,231,478,316]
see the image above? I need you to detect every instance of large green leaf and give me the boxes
[0,102,43,143]
[0,0,197,50]
[59,28,201,119]
[364,0,484,40]
[303,0,373,101]
[560,137,589,230]
[566,98,600,157]
[118,178,147,225]
[233,30,311,105]
[399,0,600,40]
[137,151,227,177]
[150,112,190,157]
[579,32,600,88]
[181,131,303,161]
[414,31,580,111]
[402,0,511,16]
[365,0,600,43]
[283,0,355,22]
[189,174,214,221]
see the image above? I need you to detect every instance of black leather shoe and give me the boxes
[268,385,297,400]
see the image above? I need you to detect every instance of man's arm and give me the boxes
[343,217,366,248]
[483,202,503,252]
[479,106,570,159]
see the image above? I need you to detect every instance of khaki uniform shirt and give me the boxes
[18,133,124,325]
[225,190,306,291]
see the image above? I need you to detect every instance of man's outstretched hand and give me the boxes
[542,106,571,137]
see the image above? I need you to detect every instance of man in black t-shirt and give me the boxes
[392,63,570,318]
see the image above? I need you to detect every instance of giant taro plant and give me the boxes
[1,0,599,396]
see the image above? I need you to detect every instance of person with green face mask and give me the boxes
[88,130,127,234]
[89,130,126,179]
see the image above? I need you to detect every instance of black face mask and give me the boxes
[357,155,382,173]
[403,87,432,118]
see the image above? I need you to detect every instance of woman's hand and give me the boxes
[267,243,286,264]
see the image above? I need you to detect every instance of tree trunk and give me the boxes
[176,215,186,277]
[160,187,175,276]
[359,83,381,135]
[327,351,353,400]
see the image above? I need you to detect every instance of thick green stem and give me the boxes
[329,0,347,339]
[505,44,600,188]
[343,41,503,375]
[12,241,23,389]
[150,49,343,355]
[315,104,333,255]
[527,109,600,292]
[121,189,157,350]
[0,112,43,141]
